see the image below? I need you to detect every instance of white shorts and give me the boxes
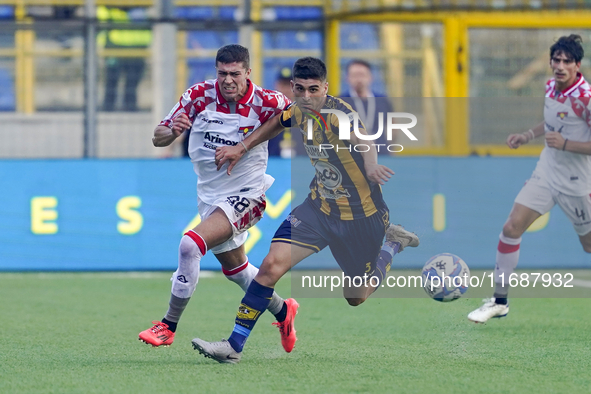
[198,193,267,254]
[515,170,591,236]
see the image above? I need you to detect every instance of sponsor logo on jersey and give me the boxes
[314,161,343,189]
[545,121,554,131]
[314,161,351,199]
[286,214,301,228]
[304,144,329,159]
[557,111,569,120]
[318,185,351,200]
[545,122,564,133]
[204,132,239,146]
[238,126,250,135]
[198,115,223,125]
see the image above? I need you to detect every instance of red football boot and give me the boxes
[272,298,299,353]
[139,321,175,347]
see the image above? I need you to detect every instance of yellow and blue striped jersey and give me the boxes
[279,96,387,220]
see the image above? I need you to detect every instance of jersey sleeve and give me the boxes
[159,82,208,128]
[545,79,554,97]
[257,89,293,125]
[276,91,292,111]
[334,98,366,135]
[279,103,299,128]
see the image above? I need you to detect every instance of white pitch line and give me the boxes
[0,271,219,279]
[571,279,591,288]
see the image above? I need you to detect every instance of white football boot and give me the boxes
[467,298,509,323]
[386,224,420,252]
[192,338,242,364]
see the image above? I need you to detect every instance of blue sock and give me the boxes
[371,241,400,289]
[228,280,274,352]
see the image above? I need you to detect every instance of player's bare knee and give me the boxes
[257,255,282,283]
[345,297,366,307]
[502,221,524,239]
[579,233,591,253]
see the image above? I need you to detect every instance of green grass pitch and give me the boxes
[1,271,590,393]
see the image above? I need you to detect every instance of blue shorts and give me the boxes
[272,197,389,277]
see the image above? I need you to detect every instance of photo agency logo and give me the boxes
[305,108,418,153]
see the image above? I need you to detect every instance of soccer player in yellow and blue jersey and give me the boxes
[192,57,419,363]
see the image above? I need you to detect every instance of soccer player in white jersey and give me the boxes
[138,44,298,348]
[468,35,591,323]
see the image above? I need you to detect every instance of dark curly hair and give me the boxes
[550,34,584,63]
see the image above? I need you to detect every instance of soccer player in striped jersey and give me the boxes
[192,57,419,363]
[138,44,296,348]
[468,35,591,323]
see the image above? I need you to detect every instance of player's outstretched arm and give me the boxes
[506,121,544,149]
[215,115,284,175]
[350,128,394,185]
[152,113,192,147]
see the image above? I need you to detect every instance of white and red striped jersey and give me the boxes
[160,79,291,204]
[536,73,591,196]
[545,73,591,99]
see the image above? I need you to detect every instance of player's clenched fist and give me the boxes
[506,133,529,149]
[170,113,192,137]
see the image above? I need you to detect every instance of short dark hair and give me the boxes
[216,44,250,69]
[550,34,584,63]
[347,59,372,73]
[293,57,327,81]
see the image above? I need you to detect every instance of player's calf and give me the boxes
[256,250,292,288]
[345,297,366,307]
[343,281,372,306]
[579,232,591,253]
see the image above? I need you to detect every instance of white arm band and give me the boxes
[240,141,250,153]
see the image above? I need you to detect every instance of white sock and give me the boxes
[171,231,207,299]
[494,232,521,299]
[223,259,284,315]
[223,260,257,292]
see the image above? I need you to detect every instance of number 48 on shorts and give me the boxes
[225,194,267,233]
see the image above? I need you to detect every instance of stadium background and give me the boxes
[1,0,591,271]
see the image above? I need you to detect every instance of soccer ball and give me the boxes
[421,253,470,302]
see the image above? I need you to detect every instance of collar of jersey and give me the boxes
[559,72,584,96]
[215,79,255,105]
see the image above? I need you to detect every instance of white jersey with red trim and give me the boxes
[160,79,291,204]
[535,73,591,196]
